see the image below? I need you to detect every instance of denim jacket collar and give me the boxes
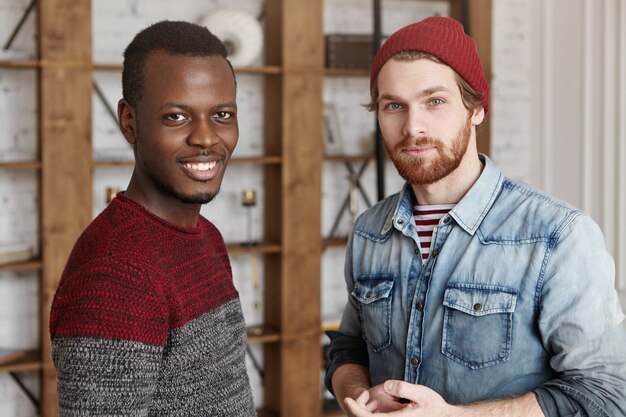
[388,154,503,236]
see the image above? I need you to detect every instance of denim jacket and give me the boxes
[325,155,626,416]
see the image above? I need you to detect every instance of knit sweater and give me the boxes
[49,194,256,416]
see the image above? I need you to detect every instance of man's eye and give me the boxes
[215,111,234,120]
[165,114,187,122]
[429,98,444,106]
[384,103,402,110]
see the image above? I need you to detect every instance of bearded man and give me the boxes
[325,16,626,417]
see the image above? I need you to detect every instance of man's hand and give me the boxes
[345,380,452,417]
[352,383,410,413]
[345,380,545,417]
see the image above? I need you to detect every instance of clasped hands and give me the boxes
[344,380,454,417]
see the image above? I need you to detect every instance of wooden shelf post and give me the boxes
[263,0,324,415]
[38,1,93,415]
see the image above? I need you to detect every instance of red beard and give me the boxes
[386,115,472,185]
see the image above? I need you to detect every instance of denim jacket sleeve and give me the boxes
[533,213,626,417]
[324,229,370,395]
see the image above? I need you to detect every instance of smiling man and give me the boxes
[49,21,255,416]
[325,16,626,417]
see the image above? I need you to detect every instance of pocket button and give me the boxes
[473,303,482,311]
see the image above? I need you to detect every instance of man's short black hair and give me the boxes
[122,20,234,106]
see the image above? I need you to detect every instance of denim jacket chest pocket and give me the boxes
[351,276,395,352]
[442,284,518,369]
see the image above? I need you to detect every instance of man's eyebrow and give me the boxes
[378,85,452,102]
[157,102,237,112]
[158,102,191,112]
[214,101,237,109]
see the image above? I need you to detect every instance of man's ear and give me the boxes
[471,106,485,127]
[118,99,137,145]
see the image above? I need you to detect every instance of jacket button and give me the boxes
[473,303,482,311]
[414,248,420,255]
[410,357,420,366]
[415,302,423,311]
[443,216,451,223]
[365,292,372,299]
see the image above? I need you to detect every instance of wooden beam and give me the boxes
[468,0,493,155]
[263,0,323,415]
[38,1,92,416]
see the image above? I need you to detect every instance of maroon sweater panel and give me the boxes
[49,194,239,346]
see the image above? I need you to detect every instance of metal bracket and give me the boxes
[9,372,39,409]
[327,159,372,238]
[3,0,37,51]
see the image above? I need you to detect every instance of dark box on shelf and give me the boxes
[325,34,375,70]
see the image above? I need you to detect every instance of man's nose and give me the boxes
[187,118,217,148]
[401,106,427,138]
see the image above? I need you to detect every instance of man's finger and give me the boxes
[355,389,370,405]
[384,380,426,403]
[344,397,372,417]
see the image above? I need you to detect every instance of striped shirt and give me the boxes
[413,203,455,264]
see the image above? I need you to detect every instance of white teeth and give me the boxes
[184,161,217,171]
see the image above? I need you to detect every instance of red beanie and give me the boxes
[370,16,489,113]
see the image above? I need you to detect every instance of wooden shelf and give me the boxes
[0,259,42,272]
[247,325,281,344]
[324,67,369,77]
[0,350,42,373]
[93,155,282,168]
[0,161,42,170]
[324,154,374,162]
[0,59,38,69]
[323,237,348,249]
[230,155,282,165]
[321,323,340,332]
[93,62,282,75]
[227,241,281,255]
[92,160,134,167]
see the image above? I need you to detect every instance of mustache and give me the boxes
[398,136,440,148]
